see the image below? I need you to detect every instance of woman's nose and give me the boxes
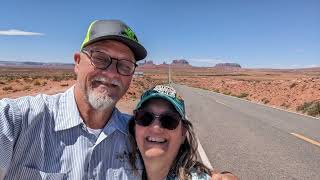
[149,118,164,132]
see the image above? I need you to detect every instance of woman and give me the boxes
[128,85,212,180]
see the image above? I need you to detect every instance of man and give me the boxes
[0,20,146,179]
[0,20,237,180]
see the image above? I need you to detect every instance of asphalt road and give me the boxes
[173,84,320,180]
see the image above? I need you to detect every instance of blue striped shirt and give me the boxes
[0,86,142,179]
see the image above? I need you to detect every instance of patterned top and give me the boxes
[0,86,142,180]
[166,169,211,180]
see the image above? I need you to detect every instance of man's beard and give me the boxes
[86,76,122,110]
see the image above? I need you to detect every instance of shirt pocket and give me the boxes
[14,166,65,180]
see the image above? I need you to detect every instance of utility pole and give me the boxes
[168,63,172,84]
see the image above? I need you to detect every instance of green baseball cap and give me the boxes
[135,85,186,119]
[81,20,147,61]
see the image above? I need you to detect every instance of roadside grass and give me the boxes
[222,91,231,95]
[213,89,220,93]
[296,101,320,117]
[233,92,249,98]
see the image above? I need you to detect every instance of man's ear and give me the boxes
[74,52,81,75]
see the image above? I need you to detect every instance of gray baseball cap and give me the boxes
[81,20,147,61]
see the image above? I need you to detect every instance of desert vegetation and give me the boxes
[169,68,320,117]
[296,101,320,117]
[1,66,320,117]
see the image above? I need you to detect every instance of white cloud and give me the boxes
[305,64,319,68]
[187,58,227,67]
[290,64,300,67]
[0,29,44,36]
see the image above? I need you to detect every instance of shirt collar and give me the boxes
[97,107,129,137]
[91,107,130,145]
[55,86,83,131]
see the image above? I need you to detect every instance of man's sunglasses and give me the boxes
[134,110,182,130]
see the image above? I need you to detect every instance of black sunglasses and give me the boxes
[134,110,182,130]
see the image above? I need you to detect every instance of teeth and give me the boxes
[147,136,166,143]
[92,76,121,87]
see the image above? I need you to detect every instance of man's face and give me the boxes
[74,40,135,110]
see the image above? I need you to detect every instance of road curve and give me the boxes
[173,84,320,180]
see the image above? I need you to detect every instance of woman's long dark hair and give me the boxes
[128,111,212,179]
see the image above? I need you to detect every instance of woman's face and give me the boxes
[135,99,185,163]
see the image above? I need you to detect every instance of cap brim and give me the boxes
[82,35,147,61]
[135,93,185,118]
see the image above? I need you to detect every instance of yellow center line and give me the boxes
[290,133,320,147]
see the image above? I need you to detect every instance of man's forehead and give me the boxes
[87,40,135,60]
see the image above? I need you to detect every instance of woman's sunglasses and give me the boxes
[134,110,182,130]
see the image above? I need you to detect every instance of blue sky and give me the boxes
[0,0,319,68]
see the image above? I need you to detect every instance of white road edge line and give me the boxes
[185,114,213,170]
[192,85,320,121]
[215,100,229,107]
[196,137,213,170]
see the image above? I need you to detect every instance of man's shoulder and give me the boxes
[11,91,66,107]
[1,89,71,117]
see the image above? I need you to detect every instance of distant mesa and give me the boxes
[0,61,74,69]
[138,60,154,65]
[214,63,241,68]
[138,60,156,68]
[171,59,190,66]
[145,60,155,65]
[138,59,192,68]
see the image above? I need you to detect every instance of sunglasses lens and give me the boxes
[135,111,154,126]
[134,110,181,130]
[159,113,180,130]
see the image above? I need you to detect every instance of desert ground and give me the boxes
[1,66,320,117]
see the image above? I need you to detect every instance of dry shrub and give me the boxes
[213,89,220,93]
[281,103,290,108]
[53,76,63,82]
[290,82,297,89]
[23,85,31,91]
[23,78,33,83]
[236,92,249,98]
[296,101,320,117]
[3,86,13,91]
[261,98,270,104]
[34,80,41,86]
[223,91,231,95]
[60,83,69,87]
